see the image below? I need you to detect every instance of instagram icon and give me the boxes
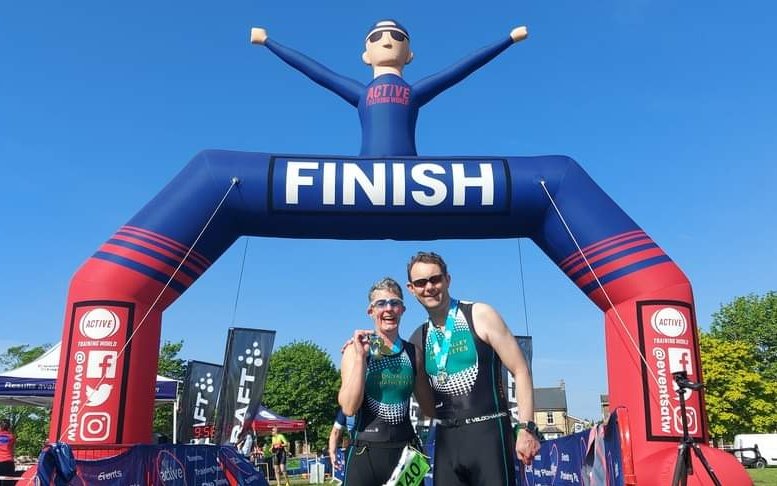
[80,412,111,442]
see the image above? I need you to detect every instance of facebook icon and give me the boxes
[86,351,118,379]
[668,347,693,376]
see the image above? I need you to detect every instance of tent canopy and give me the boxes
[0,342,178,407]
[250,405,305,434]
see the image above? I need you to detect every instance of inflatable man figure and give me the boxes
[251,20,528,157]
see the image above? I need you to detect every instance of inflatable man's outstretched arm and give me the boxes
[413,26,528,106]
[251,27,363,106]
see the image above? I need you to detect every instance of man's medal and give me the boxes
[430,299,458,385]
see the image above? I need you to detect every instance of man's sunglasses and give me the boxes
[410,274,445,288]
[372,298,404,309]
[368,30,408,43]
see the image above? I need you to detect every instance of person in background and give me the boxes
[270,426,290,486]
[251,438,265,467]
[0,419,15,486]
[236,428,254,460]
[327,408,354,480]
[406,251,540,485]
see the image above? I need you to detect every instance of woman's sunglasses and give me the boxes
[368,30,408,43]
[371,298,404,309]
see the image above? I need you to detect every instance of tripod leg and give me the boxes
[671,444,690,486]
[691,443,723,486]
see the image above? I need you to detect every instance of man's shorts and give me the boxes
[433,415,516,485]
[273,449,287,466]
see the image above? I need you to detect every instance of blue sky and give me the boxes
[1,1,775,420]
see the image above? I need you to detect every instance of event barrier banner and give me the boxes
[218,445,268,486]
[421,412,623,486]
[522,412,624,485]
[178,360,223,444]
[39,444,264,486]
[216,328,276,444]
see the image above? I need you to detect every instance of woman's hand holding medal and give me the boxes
[343,329,379,360]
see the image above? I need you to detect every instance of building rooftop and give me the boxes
[534,387,567,411]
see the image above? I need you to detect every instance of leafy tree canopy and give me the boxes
[708,291,777,380]
[263,341,340,452]
[153,340,186,440]
[699,332,777,441]
[0,344,49,372]
[0,343,52,457]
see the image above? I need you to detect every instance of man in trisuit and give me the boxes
[407,251,541,485]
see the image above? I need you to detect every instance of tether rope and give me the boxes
[231,237,250,326]
[517,239,531,336]
[57,176,240,443]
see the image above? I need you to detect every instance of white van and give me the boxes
[734,434,777,467]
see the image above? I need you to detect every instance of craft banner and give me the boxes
[215,327,276,444]
[178,360,223,444]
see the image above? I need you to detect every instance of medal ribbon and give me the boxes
[430,299,458,377]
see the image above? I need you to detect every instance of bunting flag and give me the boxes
[177,360,223,444]
[215,327,276,444]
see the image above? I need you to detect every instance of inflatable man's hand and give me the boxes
[510,26,528,43]
[250,27,268,45]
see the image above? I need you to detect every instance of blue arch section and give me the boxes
[125,150,648,295]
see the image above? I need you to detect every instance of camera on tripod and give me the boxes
[671,371,703,392]
[669,370,722,486]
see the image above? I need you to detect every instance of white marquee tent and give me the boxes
[0,342,178,407]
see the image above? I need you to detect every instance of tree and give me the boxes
[0,344,52,456]
[699,332,777,441]
[0,345,49,371]
[709,291,777,381]
[152,340,186,440]
[263,341,340,452]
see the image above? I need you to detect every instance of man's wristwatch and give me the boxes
[517,420,540,439]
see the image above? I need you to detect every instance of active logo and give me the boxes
[650,307,687,338]
[79,308,121,340]
[156,450,188,485]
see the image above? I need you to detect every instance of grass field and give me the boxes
[749,467,777,485]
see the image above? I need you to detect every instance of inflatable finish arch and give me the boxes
[51,151,746,484]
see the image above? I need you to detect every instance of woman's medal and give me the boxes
[368,334,384,358]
